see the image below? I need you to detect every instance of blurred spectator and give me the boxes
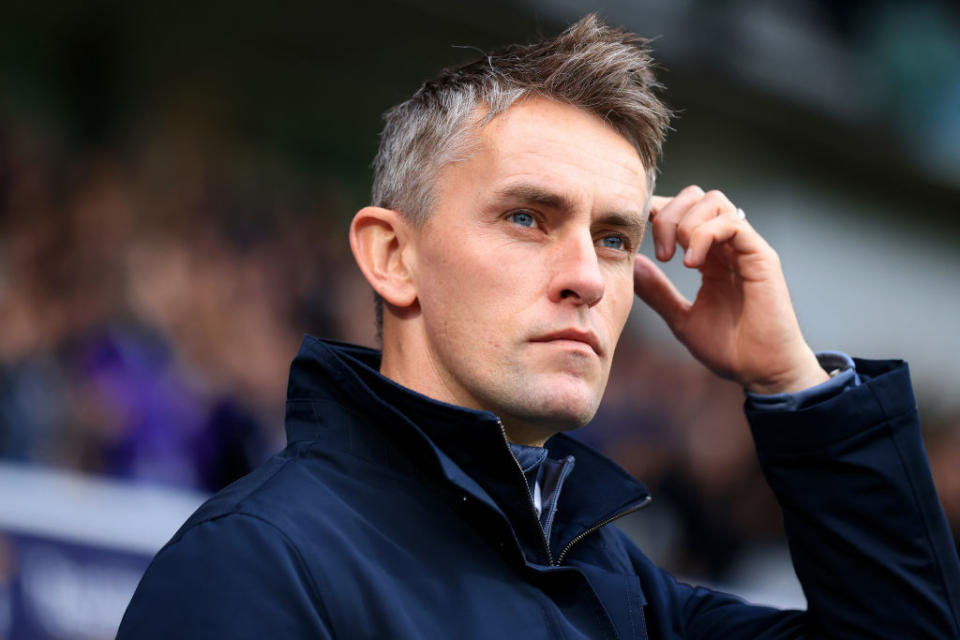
[0,113,352,492]
[928,419,960,556]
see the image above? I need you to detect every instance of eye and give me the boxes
[506,211,537,228]
[599,234,627,251]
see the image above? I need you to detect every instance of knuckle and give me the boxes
[680,184,704,198]
[755,245,779,265]
[689,227,710,247]
[705,189,732,210]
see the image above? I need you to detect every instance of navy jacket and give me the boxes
[118,337,960,638]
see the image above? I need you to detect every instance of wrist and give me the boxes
[744,351,830,395]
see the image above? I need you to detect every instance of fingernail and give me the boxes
[655,242,664,260]
[684,247,693,264]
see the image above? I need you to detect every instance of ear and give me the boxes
[349,206,418,308]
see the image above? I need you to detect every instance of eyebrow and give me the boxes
[495,184,576,211]
[494,183,646,235]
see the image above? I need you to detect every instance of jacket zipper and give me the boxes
[497,420,653,567]
[497,419,555,566]
[555,495,653,565]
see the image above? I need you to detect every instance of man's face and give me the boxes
[405,97,647,440]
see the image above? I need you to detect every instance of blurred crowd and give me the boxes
[1,107,958,584]
[0,109,365,490]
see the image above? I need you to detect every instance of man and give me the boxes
[119,16,960,638]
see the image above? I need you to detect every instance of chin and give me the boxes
[509,378,602,432]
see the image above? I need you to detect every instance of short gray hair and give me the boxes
[371,14,672,224]
[370,14,672,338]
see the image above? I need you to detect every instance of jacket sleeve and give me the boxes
[117,512,335,639]
[644,359,960,639]
[743,358,959,638]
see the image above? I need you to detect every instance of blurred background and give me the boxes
[1,0,959,637]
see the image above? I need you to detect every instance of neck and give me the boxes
[381,326,555,447]
[503,426,550,448]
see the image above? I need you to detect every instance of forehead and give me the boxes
[469,98,649,209]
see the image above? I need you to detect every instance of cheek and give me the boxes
[419,233,535,304]
[418,227,496,284]
[604,272,636,334]
[418,248,515,332]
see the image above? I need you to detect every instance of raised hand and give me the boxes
[634,185,829,394]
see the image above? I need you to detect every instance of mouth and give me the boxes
[530,329,602,356]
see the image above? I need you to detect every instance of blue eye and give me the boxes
[507,211,536,227]
[600,235,625,250]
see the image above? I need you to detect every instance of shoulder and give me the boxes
[142,447,339,594]
[118,449,346,638]
[171,441,358,545]
[118,508,335,638]
[143,433,424,582]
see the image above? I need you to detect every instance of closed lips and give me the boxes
[530,330,601,356]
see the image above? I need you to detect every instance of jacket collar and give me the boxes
[285,335,650,564]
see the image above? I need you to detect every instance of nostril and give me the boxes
[560,289,576,299]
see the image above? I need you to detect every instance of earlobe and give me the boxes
[349,206,418,308]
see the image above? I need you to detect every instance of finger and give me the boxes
[648,195,672,213]
[646,195,671,243]
[634,254,691,331]
[683,215,771,269]
[650,185,704,262]
[675,190,737,251]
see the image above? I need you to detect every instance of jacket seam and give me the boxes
[160,511,333,629]
[230,511,332,618]
[867,384,960,637]
[225,455,335,611]
[169,455,329,613]
[888,439,960,636]
[162,454,294,548]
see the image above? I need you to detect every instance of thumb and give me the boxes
[634,254,691,331]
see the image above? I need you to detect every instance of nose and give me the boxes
[548,232,605,307]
